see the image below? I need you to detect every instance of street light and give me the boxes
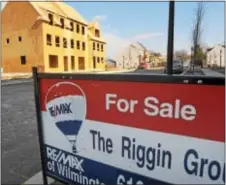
[166,0,175,75]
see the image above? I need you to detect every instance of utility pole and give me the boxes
[122,56,125,69]
[220,49,222,68]
[166,0,175,75]
[129,47,131,68]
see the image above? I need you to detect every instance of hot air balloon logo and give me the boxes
[45,82,86,154]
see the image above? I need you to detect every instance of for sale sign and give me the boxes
[37,78,225,185]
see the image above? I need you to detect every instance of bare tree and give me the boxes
[174,50,190,62]
[191,2,206,63]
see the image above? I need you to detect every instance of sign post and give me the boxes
[33,67,225,185]
[166,1,175,75]
[33,67,48,185]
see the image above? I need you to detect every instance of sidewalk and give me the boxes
[23,171,54,185]
[201,68,224,77]
[148,67,164,70]
[95,69,135,74]
[1,73,32,80]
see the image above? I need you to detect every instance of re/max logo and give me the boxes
[49,103,72,117]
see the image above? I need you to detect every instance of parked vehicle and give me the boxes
[138,62,148,69]
[164,60,183,74]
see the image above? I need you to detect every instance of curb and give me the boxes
[2,75,32,80]
[180,66,191,75]
[1,79,33,86]
[23,171,54,185]
[96,69,136,74]
[201,69,224,77]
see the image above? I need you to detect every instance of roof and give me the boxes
[106,59,116,64]
[88,21,100,29]
[136,42,147,50]
[87,30,105,43]
[130,42,147,50]
[54,2,88,24]
[206,44,225,53]
[30,1,88,25]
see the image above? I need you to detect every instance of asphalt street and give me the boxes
[1,81,41,184]
[212,68,225,75]
[131,69,164,74]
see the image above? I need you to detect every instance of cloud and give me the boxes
[101,23,120,35]
[91,15,107,22]
[103,33,130,59]
[103,31,164,59]
[129,32,163,42]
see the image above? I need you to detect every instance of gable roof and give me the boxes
[136,42,147,50]
[29,1,88,25]
[54,2,88,25]
[206,44,225,53]
[130,42,148,51]
[87,30,105,43]
[88,21,100,29]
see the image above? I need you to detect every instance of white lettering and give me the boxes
[159,103,173,118]
[144,97,159,116]
[106,93,117,110]
[106,93,138,113]
[144,96,196,121]
[181,105,196,121]
[117,99,130,112]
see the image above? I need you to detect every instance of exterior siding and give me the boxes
[2,2,44,73]
[42,22,88,72]
[116,43,150,69]
[207,45,225,67]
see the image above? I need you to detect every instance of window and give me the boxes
[93,42,95,50]
[82,26,85,35]
[93,57,96,69]
[76,24,80,33]
[77,41,80,49]
[97,43,99,51]
[71,56,75,70]
[71,39,74,48]
[63,38,67,48]
[6,38,10,44]
[95,29,100,37]
[18,36,22,42]
[48,14,53,25]
[70,22,74,31]
[101,44,103,52]
[101,57,104,63]
[20,56,26,65]
[55,36,60,47]
[97,57,100,63]
[60,18,64,28]
[49,55,58,68]
[46,34,52,46]
[82,42,85,50]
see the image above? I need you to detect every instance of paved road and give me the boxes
[128,69,164,74]
[2,82,41,184]
[212,68,225,75]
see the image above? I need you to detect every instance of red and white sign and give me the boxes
[39,78,225,184]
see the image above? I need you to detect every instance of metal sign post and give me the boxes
[166,1,175,75]
[32,67,48,185]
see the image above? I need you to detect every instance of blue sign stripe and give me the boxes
[45,144,172,185]
[56,120,82,135]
